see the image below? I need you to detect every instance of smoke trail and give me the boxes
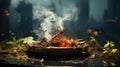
[10,0,78,41]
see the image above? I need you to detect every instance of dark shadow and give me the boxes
[16,1,33,38]
[0,0,11,41]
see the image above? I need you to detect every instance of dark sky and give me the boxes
[89,0,108,22]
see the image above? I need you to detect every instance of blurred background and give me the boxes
[0,0,120,47]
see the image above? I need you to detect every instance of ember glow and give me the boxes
[88,29,100,36]
[4,10,10,16]
[51,26,73,47]
[51,31,73,47]
[50,32,88,48]
[52,35,73,47]
[57,36,73,47]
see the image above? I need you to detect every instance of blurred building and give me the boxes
[108,0,120,18]
[104,0,120,31]
[78,0,89,24]
[103,0,120,46]
[75,0,89,39]
[16,1,33,37]
[0,0,10,41]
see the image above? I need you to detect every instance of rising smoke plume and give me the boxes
[10,0,78,41]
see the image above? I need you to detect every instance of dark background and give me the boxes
[0,0,120,47]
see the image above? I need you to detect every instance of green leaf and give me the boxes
[16,38,24,44]
[6,41,15,45]
[104,41,110,48]
[23,36,35,44]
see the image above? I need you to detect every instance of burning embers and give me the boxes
[56,36,73,47]
[30,30,88,49]
[51,29,89,48]
[28,30,89,59]
[51,31,73,47]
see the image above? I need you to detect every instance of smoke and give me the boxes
[10,0,78,41]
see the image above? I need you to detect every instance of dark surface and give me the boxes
[0,47,90,67]
[27,47,89,60]
[1,54,120,67]
[0,57,89,67]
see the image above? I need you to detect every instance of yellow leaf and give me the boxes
[111,49,117,53]
[40,58,44,63]
[111,62,116,66]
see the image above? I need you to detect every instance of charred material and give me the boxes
[27,31,89,59]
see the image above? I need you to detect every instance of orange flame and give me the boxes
[57,36,73,47]
[52,26,73,47]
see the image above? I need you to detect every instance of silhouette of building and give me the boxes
[16,1,33,37]
[107,0,120,18]
[75,0,89,39]
[103,0,120,46]
[0,0,11,41]
[103,0,120,31]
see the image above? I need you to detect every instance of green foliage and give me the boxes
[90,37,96,42]
[6,36,35,47]
[89,37,102,51]
[6,37,24,47]
[0,36,36,61]
[0,36,35,53]
[103,41,115,49]
[102,41,117,55]
[0,40,7,48]
[23,36,35,44]
[101,41,119,66]
[88,37,120,66]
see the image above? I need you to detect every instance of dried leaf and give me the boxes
[111,49,117,53]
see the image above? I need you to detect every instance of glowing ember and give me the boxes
[88,29,99,36]
[88,29,94,34]
[4,10,10,16]
[57,36,73,47]
[93,31,98,36]
[29,28,88,48]
[52,30,74,47]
